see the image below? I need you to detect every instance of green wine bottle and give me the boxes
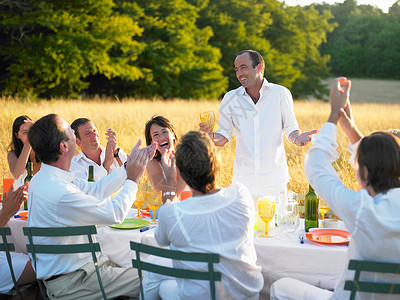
[23,162,33,210]
[88,165,95,182]
[305,185,319,232]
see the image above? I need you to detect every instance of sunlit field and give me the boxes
[1,97,399,195]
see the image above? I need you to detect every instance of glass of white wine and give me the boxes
[319,199,330,224]
[258,196,276,238]
[200,111,216,139]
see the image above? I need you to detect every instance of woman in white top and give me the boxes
[145,116,186,202]
[143,131,264,299]
[7,115,41,188]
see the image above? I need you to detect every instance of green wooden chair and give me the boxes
[130,241,221,300]
[344,259,400,299]
[23,225,107,300]
[0,226,28,300]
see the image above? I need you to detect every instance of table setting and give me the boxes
[3,189,351,299]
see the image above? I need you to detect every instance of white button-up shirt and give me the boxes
[155,183,263,299]
[305,123,400,300]
[27,163,136,280]
[70,145,127,181]
[217,79,299,197]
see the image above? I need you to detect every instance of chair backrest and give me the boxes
[130,241,221,300]
[23,225,107,300]
[344,259,400,300]
[0,227,24,299]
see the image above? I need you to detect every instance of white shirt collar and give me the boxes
[236,78,270,98]
[41,163,75,183]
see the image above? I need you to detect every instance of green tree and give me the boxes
[113,0,227,99]
[194,0,335,99]
[0,0,144,97]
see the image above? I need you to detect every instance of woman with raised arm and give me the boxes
[144,116,186,203]
[7,116,41,188]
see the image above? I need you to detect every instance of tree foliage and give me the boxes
[318,0,400,79]
[0,0,144,97]
[0,0,398,99]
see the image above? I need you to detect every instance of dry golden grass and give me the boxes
[1,97,399,195]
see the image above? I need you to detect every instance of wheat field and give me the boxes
[1,97,399,195]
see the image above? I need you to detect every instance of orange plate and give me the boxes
[306,229,350,245]
[18,211,28,220]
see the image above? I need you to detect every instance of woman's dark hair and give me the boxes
[356,131,400,194]
[144,115,177,161]
[10,115,31,156]
[175,131,219,194]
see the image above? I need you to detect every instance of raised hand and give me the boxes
[126,140,153,183]
[330,77,351,113]
[0,184,28,226]
[328,77,351,124]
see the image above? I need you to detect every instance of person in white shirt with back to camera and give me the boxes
[143,131,264,300]
[270,77,400,299]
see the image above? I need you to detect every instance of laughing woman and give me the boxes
[145,116,186,203]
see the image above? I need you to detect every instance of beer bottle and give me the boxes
[23,162,33,210]
[88,166,95,182]
[305,185,319,232]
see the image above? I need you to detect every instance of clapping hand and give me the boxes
[0,184,28,226]
[328,77,351,124]
[125,140,157,183]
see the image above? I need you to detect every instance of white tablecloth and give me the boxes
[254,222,348,298]
[6,209,349,299]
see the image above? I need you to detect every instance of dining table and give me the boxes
[6,208,349,299]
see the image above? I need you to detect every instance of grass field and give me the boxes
[1,91,399,196]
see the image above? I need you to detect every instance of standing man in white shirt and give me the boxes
[200,49,316,199]
[27,113,156,299]
[70,118,127,181]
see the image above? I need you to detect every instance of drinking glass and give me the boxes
[147,190,162,224]
[3,171,14,194]
[258,196,276,238]
[277,192,300,233]
[199,111,216,133]
[134,185,149,218]
[319,199,329,223]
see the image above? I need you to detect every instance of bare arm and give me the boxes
[7,145,31,179]
[338,102,363,145]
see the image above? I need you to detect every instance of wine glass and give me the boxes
[147,189,162,224]
[257,196,276,238]
[319,199,330,225]
[199,111,216,133]
[134,185,149,218]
